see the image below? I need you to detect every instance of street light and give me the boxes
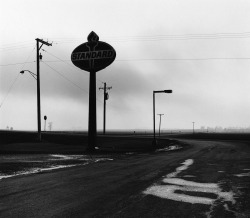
[19,39,51,142]
[153,90,172,146]
[20,69,41,141]
[20,70,37,80]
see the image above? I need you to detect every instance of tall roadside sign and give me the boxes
[71,31,116,152]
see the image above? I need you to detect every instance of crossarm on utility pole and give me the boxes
[36,38,52,46]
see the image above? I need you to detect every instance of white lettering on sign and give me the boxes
[72,50,114,61]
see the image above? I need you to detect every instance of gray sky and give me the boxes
[1,0,250,131]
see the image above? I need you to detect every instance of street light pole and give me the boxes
[153,90,172,146]
[153,91,155,143]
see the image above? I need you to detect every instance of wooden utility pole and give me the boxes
[99,82,112,134]
[158,114,164,137]
[36,38,52,141]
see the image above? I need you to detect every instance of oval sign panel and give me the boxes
[71,31,116,72]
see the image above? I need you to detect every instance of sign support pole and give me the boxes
[103,82,106,135]
[71,31,116,153]
[88,70,97,151]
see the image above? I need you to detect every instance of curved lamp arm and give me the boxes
[20,70,37,80]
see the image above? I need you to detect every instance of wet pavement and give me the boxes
[1,140,250,217]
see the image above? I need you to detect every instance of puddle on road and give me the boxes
[0,164,82,180]
[143,159,237,216]
[156,145,182,152]
[234,172,250,177]
[234,168,250,177]
[182,175,196,178]
[49,154,88,160]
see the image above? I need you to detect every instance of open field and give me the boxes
[0,130,177,154]
[1,130,250,153]
[0,131,250,217]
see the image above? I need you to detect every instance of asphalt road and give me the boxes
[1,139,250,217]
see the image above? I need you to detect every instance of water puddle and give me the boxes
[156,145,182,152]
[0,154,113,181]
[182,175,196,178]
[234,172,250,177]
[49,154,87,160]
[0,164,82,180]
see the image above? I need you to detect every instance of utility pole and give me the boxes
[36,38,52,141]
[158,114,164,138]
[192,122,195,134]
[48,122,53,131]
[99,82,112,134]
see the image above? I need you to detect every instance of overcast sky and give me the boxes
[1,0,250,131]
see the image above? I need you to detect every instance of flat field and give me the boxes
[0,131,250,217]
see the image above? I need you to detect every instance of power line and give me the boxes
[116,57,250,61]
[39,57,250,62]
[0,61,35,67]
[41,62,104,104]
[41,49,74,68]
[1,31,250,49]
[41,48,104,84]
[104,31,250,39]
[51,31,250,44]
[41,61,102,103]
[0,46,37,109]
[0,73,20,108]
[41,61,89,94]
[0,43,35,52]
[2,57,250,67]
[0,40,34,48]
[21,47,36,70]
[43,57,250,61]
